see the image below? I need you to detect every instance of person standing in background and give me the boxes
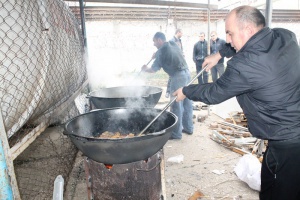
[210,31,226,82]
[193,32,208,84]
[170,29,183,52]
[165,28,184,98]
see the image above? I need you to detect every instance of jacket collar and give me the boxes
[239,27,271,52]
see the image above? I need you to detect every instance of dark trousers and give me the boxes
[260,137,300,200]
[211,63,224,82]
[196,60,208,84]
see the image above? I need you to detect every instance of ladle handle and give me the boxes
[138,65,209,136]
[137,58,154,75]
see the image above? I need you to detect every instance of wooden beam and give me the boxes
[64,0,218,9]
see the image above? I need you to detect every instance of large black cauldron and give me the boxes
[87,86,162,109]
[64,108,177,164]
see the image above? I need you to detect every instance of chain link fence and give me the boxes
[1,0,87,199]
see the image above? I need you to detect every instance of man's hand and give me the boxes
[151,52,156,59]
[173,88,186,102]
[141,65,148,72]
[202,52,222,71]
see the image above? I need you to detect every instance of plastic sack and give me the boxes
[234,154,261,191]
[167,154,184,163]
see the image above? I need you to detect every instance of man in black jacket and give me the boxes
[174,5,300,200]
[193,32,208,84]
[210,31,226,82]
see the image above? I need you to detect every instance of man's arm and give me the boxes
[219,43,236,58]
[202,52,222,71]
[174,64,251,105]
[202,43,236,71]
[141,65,155,73]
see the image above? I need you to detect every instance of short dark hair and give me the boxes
[234,6,266,29]
[153,32,166,41]
[175,29,182,34]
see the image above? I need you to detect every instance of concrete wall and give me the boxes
[85,19,300,88]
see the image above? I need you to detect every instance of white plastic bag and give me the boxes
[167,154,184,163]
[234,154,261,191]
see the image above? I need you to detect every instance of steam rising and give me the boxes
[82,22,175,132]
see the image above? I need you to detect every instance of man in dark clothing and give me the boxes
[174,6,300,200]
[193,32,208,84]
[210,31,226,82]
[170,28,183,52]
[142,32,193,140]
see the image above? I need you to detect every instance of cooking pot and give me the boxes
[64,107,177,164]
[87,86,162,109]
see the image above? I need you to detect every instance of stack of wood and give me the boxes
[209,118,265,162]
[225,111,248,128]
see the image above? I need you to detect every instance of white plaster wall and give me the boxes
[85,19,300,88]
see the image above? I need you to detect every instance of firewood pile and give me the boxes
[209,112,265,162]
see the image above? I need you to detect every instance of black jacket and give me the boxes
[210,38,226,64]
[183,27,300,140]
[193,40,208,62]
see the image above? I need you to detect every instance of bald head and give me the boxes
[225,6,266,51]
[231,6,266,30]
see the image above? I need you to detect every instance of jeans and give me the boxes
[260,137,300,200]
[166,78,171,94]
[211,63,224,82]
[169,69,194,139]
[196,60,208,84]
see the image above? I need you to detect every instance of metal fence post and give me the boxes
[0,106,21,200]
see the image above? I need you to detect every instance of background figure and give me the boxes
[170,28,183,52]
[165,28,184,98]
[193,32,208,84]
[142,32,193,140]
[210,31,226,82]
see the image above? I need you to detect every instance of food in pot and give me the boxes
[99,131,135,139]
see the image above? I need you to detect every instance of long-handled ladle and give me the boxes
[138,65,209,136]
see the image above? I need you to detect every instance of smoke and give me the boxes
[82,22,175,133]
[85,21,156,91]
[86,47,146,90]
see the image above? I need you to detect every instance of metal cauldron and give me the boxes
[64,107,177,164]
[87,86,162,109]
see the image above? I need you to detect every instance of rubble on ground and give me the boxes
[209,111,265,162]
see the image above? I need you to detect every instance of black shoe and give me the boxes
[182,129,193,135]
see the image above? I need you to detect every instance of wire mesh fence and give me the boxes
[1,0,87,199]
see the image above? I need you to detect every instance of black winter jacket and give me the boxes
[193,40,208,62]
[183,27,300,140]
[210,38,226,64]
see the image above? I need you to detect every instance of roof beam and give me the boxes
[64,0,218,9]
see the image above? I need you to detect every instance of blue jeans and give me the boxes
[211,63,224,82]
[169,69,194,139]
[196,60,208,84]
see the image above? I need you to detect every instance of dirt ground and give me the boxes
[163,110,259,200]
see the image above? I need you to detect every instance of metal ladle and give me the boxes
[138,65,209,136]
